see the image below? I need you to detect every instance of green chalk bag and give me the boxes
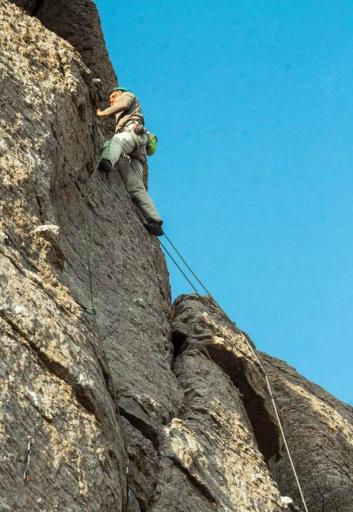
[146,132,158,156]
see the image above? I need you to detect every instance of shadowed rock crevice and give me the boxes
[171,326,188,359]
[167,455,218,505]
[151,339,283,511]
[146,294,285,511]
[172,294,282,464]
[8,0,40,13]
[119,403,160,451]
[206,343,281,462]
[32,0,44,15]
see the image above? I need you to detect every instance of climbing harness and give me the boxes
[23,436,32,482]
[161,232,310,512]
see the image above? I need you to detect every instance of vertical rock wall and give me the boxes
[0,2,125,510]
[1,1,182,510]
[1,1,353,512]
[9,0,117,112]
[263,354,353,512]
[36,0,117,98]
[161,295,284,511]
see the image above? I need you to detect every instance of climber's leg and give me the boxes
[99,132,137,171]
[120,156,163,227]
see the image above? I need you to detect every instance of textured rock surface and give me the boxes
[9,0,117,131]
[263,354,353,512]
[1,1,353,511]
[0,3,125,510]
[37,0,117,98]
[0,1,177,509]
[155,295,284,511]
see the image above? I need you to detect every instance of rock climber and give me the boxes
[97,86,163,236]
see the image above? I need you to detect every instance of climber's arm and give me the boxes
[96,93,134,117]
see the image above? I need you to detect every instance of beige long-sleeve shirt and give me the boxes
[103,92,144,131]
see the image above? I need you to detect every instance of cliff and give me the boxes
[1,1,352,511]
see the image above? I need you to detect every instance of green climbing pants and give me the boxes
[100,131,162,224]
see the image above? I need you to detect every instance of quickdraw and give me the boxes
[23,436,32,482]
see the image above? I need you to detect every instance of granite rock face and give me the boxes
[0,1,178,509]
[37,0,117,98]
[169,297,353,512]
[9,0,117,126]
[154,295,284,512]
[0,3,125,510]
[1,1,353,511]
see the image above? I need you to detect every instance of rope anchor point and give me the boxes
[23,436,33,482]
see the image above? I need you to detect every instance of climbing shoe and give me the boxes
[145,221,164,237]
[98,158,113,173]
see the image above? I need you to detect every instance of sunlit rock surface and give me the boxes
[263,354,353,512]
[1,1,353,511]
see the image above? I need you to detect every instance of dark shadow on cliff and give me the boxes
[172,295,282,464]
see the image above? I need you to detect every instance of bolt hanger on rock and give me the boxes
[23,436,32,482]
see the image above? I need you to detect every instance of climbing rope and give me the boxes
[163,233,213,297]
[160,240,198,294]
[80,173,130,512]
[84,222,96,317]
[163,233,236,328]
[75,163,307,511]
[161,231,310,512]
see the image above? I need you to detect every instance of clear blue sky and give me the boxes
[94,0,353,406]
